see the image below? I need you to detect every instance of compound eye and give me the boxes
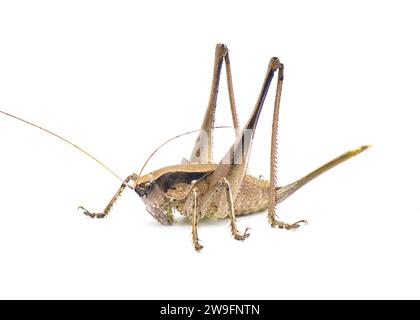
[135,184,146,197]
[145,182,153,194]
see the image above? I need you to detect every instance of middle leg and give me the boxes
[190,188,203,251]
[222,178,251,240]
[198,178,250,241]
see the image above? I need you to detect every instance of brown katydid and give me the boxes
[0,44,370,251]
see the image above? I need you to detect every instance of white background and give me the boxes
[0,0,419,299]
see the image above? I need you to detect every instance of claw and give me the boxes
[194,242,204,251]
[271,218,308,230]
[234,227,251,241]
[78,206,107,219]
[285,219,308,230]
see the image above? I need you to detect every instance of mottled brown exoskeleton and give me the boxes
[0,44,369,251]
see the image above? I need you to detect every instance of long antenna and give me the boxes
[0,109,124,183]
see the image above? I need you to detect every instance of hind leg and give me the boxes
[265,62,307,229]
[190,44,240,164]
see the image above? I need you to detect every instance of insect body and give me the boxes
[0,44,369,251]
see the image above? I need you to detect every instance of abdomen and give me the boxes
[234,175,270,215]
[175,174,270,219]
